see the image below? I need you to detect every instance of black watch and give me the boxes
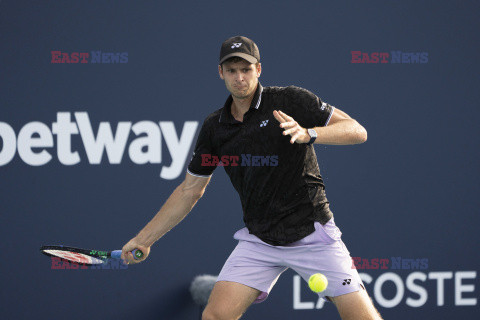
[307,128,317,145]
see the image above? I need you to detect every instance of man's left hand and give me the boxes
[273,110,310,144]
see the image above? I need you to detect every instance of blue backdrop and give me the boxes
[1,1,478,319]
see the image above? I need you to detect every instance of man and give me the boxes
[122,36,382,320]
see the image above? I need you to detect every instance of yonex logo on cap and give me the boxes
[219,36,260,64]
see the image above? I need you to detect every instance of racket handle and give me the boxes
[111,249,144,260]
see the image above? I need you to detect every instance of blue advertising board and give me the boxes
[0,1,478,319]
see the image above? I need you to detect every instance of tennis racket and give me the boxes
[40,245,144,265]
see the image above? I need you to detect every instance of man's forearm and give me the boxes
[134,182,202,247]
[313,119,367,145]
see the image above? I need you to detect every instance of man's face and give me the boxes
[219,59,261,100]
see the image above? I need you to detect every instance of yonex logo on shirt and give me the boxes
[260,120,269,127]
[231,43,242,49]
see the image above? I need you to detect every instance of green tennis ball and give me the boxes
[308,273,328,293]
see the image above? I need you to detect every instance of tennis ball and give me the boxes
[308,273,328,293]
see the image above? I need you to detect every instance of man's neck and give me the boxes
[231,84,257,122]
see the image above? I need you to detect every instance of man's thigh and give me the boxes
[216,236,288,303]
[330,289,383,320]
[202,281,261,320]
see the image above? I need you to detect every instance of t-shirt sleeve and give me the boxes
[187,119,216,178]
[284,86,335,128]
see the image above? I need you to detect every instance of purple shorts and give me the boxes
[216,218,364,303]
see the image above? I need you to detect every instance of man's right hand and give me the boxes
[121,238,150,264]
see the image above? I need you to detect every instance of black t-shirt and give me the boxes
[187,83,335,245]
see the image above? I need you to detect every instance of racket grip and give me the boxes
[111,250,122,259]
[111,249,144,260]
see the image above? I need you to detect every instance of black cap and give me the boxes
[219,36,260,65]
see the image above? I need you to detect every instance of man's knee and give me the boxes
[202,305,242,320]
[201,281,259,320]
[201,307,217,320]
[332,289,383,320]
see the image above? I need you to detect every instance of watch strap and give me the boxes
[307,128,317,145]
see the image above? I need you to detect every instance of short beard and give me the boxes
[228,84,255,100]
[231,92,250,100]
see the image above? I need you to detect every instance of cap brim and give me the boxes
[219,52,258,65]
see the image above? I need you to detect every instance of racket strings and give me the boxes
[43,249,105,265]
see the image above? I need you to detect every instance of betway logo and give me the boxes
[0,112,198,180]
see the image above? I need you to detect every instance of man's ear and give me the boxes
[256,63,262,78]
[218,65,224,79]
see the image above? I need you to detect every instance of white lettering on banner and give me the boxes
[159,121,198,180]
[0,112,199,180]
[292,271,478,309]
[374,273,404,308]
[455,271,477,306]
[0,122,16,166]
[52,112,80,165]
[428,271,453,306]
[75,112,132,164]
[18,122,54,166]
[129,121,161,165]
[405,272,428,307]
[293,275,315,309]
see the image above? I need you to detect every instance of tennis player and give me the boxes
[122,36,382,320]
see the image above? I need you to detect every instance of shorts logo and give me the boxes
[342,278,351,285]
[231,43,242,49]
[321,102,326,111]
[260,120,269,127]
